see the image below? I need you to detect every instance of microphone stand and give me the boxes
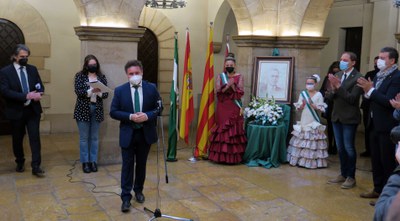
[143,101,193,221]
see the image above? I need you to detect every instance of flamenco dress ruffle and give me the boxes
[287,121,328,169]
[208,82,247,164]
[208,115,247,164]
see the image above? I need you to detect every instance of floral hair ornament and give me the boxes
[307,74,320,83]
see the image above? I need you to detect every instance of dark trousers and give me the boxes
[120,128,151,202]
[362,107,371,154]
[10,105,42,168]
[326,116,336,154]
[370,129,397,193]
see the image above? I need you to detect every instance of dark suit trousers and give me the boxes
[369,128,397,193]
[10,105,42,168]
[362,107,370,153]
[120,128,151,202]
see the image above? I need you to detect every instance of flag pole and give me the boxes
[174,31,180,145]
[179,27,197,162]
[191,21,215,160]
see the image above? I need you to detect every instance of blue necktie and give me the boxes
[19,67,29,93]
[133,86,142,128]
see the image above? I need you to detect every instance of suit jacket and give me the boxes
[374,165,400,221]
[110,80,161,148]
[327,69,363,124]
[0,63,44,120]
[369,69,400,132]
[360,69,379,110]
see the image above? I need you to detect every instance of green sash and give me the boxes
[300,90,320,123]
[220,72,242,109]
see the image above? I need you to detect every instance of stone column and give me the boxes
[75,26,145,164]
[232,35,329,121]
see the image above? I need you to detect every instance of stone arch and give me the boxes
[139,7,176,108]
[300,0,334,36]
[0,0,50,44]
[73,0,146,28]
[226,0,334,37]
[0,0,52,132]
[213,0,236,51]
[227,0,252,35]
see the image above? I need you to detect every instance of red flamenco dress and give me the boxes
[208,73,247,164]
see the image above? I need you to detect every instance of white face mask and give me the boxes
[129,75,142,86]
[377,58,387,71]
[306,84,315,91]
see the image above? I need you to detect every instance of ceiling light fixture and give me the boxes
[145,0,186,9]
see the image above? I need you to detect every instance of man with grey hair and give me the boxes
[0,44,45,177]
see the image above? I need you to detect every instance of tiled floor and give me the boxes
[0,132,375,221]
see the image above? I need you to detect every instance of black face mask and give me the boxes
[226,67,235,73]
[18,58,28,66]
[374,65,379,71]
[87,65,98,73]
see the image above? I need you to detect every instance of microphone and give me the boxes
[157,97,163,116]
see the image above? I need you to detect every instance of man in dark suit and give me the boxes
[359,56,379,157]
[110,60,161,213]
[357,47,400,204]
[0,44,45,177]
[326,51,363,189]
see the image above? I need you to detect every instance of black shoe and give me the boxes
[32,167,45,177]
[90,162,98,172]
[121,200,131,213]
[360,151,371,157]
[16,163,25,172]
[82,163,91,173]
[135,192,145,203]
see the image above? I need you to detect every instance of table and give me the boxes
[242,123,288,168]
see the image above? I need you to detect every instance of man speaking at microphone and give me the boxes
[0,44,45,177]
[110,60,162,213]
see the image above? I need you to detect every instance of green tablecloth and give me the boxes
[243,123,288,168]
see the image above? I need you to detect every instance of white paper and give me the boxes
[86,81,113,93]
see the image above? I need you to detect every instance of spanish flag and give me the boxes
[194,23,215,158]
[179,29,194,144]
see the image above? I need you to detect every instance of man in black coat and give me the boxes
[0,44,45,177]
[357,47,400,203]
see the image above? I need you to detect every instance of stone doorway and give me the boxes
[0,19,25,135]
[138,27,159,86]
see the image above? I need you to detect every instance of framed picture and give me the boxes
[252,56,294,103]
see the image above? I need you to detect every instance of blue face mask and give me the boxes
[339,61,349,71]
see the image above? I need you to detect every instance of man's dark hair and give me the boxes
[343,51,357,62]
[381,47,399,63]
[124,60,143,72]
[11,44,30,61]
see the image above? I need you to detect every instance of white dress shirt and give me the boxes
[13,63,30,106]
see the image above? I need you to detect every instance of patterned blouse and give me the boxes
[73,71,108,122]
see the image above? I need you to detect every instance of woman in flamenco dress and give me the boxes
[208,53,247,164]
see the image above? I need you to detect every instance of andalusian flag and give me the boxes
[167,32,179,161]
[179,29,194,144]
[194,23,215,158]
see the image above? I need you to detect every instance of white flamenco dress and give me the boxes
[287,92,329,169]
